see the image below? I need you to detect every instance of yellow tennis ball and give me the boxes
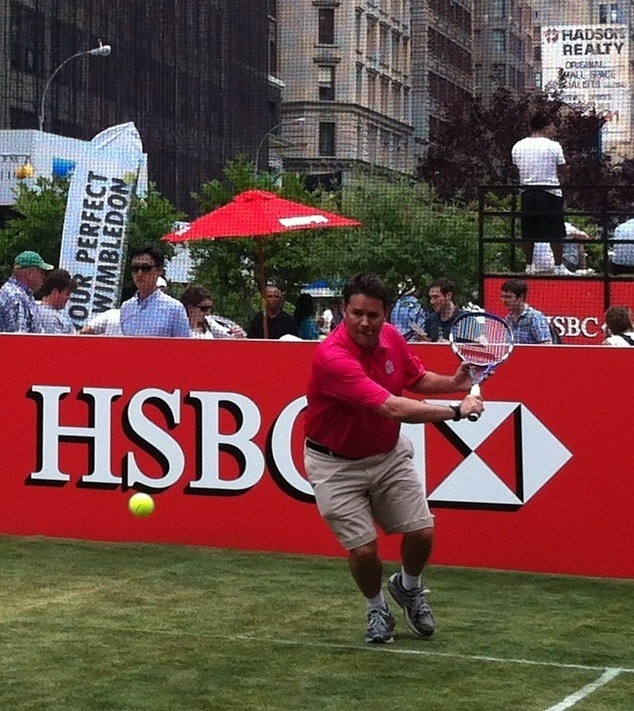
[128,492,155,518]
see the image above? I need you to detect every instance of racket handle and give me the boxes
[468,383,481,421]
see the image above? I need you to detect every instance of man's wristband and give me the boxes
[449,404,462,421]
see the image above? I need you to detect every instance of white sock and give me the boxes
[367,590,387,610]
[401,568,421,591]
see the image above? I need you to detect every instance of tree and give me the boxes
[419,88,612,216]
[191,165,480,327]
[0,177,68,281]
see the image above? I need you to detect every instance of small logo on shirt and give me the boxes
[385,360,395,374]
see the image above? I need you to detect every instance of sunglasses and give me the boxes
[197,304,212,313]
[130,264,156,273]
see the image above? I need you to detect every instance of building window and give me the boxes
[10,1,42,74]
[367,71,377,108]
[492,0,506,18]
[599,4,624,23]
[319,122,336,156]
[318,65,335,101]
[492,29,506,53]
[491,63,506,90]
[356,64,363,103]
[355,9,363,52]
[318,8,335,45]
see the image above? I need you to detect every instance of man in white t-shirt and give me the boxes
[512,113,571,276]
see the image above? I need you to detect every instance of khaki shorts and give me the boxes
[304,436,434,550]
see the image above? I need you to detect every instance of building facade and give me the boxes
[411,0,474,153]
[277,0,415,181]
[472,0,536,103]
[0,0,274,213]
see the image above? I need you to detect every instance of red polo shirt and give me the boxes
[304,322,426,458]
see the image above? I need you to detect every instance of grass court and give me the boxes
[0,536,631,711]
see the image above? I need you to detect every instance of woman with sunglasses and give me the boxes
[180,283,215,338]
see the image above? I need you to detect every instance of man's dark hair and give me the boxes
[605,305,633,335]
[501,278,528,299]
[430,277,455,296]
[180,283,212,308]
[41,268,77,296]
[529,112,553,133]
[129,244,165,269]
[343,273,388,307]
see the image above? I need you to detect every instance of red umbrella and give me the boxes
[162,189,361,337]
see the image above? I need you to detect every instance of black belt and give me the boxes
[305,439,363,460]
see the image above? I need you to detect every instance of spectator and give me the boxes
[500,278,552,344]
[120,245,191,338]
[330,300,345,329]
[180,283,215,338]
[294,293,320,340]
[512,112,572,276]
[532,222,592,274]
[247,285,298,339]
[38,268,78,334]
[390,288,427,341]
[80,309,122,336]
[0,250,54,333]
[610,218,634,275]
[602,305,634,346]
[423,278,463,342]
[303,273,483,644]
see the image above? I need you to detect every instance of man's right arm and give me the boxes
[376,392,482,423]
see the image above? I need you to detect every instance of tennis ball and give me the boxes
[128,492,155,518]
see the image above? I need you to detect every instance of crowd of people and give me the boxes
[0,245,631,347]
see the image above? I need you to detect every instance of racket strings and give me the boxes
[452,317,513,366]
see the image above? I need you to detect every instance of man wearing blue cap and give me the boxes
[0,251,54,332]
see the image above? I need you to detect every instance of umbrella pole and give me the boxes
[258,241,269,339]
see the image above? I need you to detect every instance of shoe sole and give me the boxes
[364,635,394,644]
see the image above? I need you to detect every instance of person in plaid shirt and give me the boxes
[500,278,552,344]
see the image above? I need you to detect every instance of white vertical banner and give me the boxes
[60,122,144,330]
[541,25,631,155]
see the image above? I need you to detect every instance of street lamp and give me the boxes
[255,117,306,169]
[38,44,112,132]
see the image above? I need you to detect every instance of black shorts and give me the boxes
[520,188,566,242]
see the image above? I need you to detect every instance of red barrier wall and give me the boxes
[1,334,631,578]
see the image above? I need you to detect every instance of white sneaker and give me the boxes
[525,264,536,275]
[554,264,573,276]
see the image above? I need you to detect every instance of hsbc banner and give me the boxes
[484,276,634,344]
[1,335,631,579]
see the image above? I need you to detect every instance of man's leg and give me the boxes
[349,541,396,644]
[401,527,434,576]
[348,540,383,597]
[388,527,436,637]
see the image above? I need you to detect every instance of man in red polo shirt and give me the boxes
[304,273,483,644]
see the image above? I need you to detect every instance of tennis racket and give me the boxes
[449,312,514,421]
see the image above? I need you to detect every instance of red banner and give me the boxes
[484,276,634,344]
[1,334,631,578]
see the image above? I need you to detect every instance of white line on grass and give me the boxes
[543,668,622,710]
[228,634,634,675]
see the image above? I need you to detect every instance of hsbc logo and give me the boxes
[27,386,571,511]
[405,401,572,509]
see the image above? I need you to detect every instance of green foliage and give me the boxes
[190,162,481,327]
[0,177,69,281]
